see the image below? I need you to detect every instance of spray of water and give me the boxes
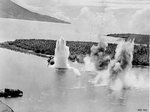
[53,37,70,69]
[85,39,148,91]
[49,37,81,76]
[83,56,96,71]
[125,70,149,89]
[84,39,110,72]
[107,40,134,89]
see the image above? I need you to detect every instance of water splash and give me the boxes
[49,37,81,76]
[87,39,148,91]
[83,56,96,71]
[114,40,134,69]
[53,37,70,69]
[124,69,149,89]
[83,40,110,71]
[96,40,135,90]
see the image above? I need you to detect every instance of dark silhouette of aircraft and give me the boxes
[0,0,70,24]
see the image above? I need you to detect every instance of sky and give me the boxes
[0,0,149,42]
[11,0,150,35]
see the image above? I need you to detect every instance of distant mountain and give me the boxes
[107,33,150,45]
[0,0,70,24]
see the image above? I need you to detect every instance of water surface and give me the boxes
[0,48,149,112]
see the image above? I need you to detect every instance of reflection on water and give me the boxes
[0,48,149,112]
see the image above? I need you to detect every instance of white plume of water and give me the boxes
[103,40,135,90]
[87,39,148,91]
[83,56,96,71]
[83,39,109,72]
[114,40,134,69]
[54,37,70,69]
[116,39,149,89]
[50,37,81,76]
[106,40,148,90]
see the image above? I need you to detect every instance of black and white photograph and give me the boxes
[0,0,149,112]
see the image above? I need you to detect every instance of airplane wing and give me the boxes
[0,0,70,24]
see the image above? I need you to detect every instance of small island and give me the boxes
[0,34,149,66]
[0,34,149,112]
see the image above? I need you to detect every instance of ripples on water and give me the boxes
[0,48,149,112]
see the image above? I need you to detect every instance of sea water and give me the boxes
[0,48,149,112]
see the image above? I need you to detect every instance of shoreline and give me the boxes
[0,42,50,58]
[0,39,149,67]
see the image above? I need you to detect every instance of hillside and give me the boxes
[0,0,70,24]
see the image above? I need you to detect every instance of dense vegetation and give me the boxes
[1,39,149,66]
[7,39,98,55]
